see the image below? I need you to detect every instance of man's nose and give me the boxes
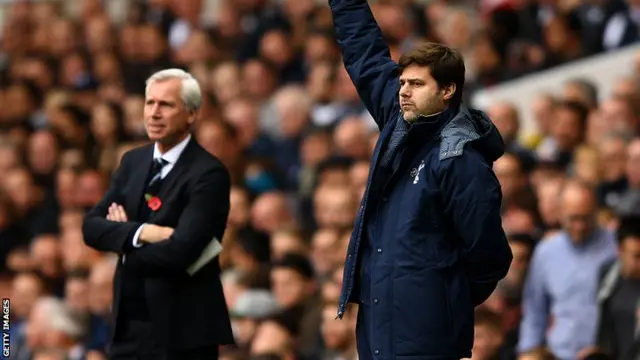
[399,84,410,97]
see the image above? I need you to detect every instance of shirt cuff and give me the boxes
[132,224,146,248]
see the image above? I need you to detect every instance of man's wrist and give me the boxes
[139,224,154,243]
[132,224,146,247]
[138,224,173,244]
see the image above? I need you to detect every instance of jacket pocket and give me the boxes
[392,269,452,356]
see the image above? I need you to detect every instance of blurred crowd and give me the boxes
[1,0,640,360]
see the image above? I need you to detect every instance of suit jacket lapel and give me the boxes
[154,138,198,206]
[126,146,154,220]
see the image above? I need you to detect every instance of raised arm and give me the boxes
[329,0,400,128]
[82,152,144,254]
[123,165,230,277]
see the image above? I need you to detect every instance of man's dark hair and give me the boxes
[200,118,239,141]
[617,215,640,244]
[565,78,598,108]
[558,100,589,131]
[66,268,90,281]
[271,253,314,280]
[218,348,248,360]
[250,355,283,360]
[398,42,466,105]
[583,353,613,360]
[317,156,354,175]
[507,233,536,249]
[247,57,280,77]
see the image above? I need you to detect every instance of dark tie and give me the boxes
[147,157,168,194]
[380,116,410,169]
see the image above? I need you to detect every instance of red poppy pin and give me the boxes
[144,193,162,212]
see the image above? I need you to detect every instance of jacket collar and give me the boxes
[403,105,458,147]
[153,134,192,164]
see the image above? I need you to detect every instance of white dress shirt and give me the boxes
[126,135,192,259]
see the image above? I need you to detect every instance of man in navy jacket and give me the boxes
[329,1,513,359]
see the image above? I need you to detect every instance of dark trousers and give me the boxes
[109,319,218,360]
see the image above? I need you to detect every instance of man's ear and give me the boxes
[187,110,197,125]
[443,83,456,101]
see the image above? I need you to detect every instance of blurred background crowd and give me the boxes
[1,0,640,359]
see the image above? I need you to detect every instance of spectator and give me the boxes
[614,138,640,216]
[535,174,565,235]
[23,296,88,360]
[251,191,295,235]
[271,254,322,358]
[596,131,630,209]
[562,78,599,110]
[518,180,617,359]
[320,300,357,360]
[487,101,536,172]
[599,95,639,134]
[250,318,298,360]
[230,289,281,349]
[332,116,371,160]
[595,216,640,360]
[270,227,309,261]
[541,100,589,168]
[470,308,508,360]
[224,97,276,158]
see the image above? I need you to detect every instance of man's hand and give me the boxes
[577,346,603,360]
[106,203,128,222]
[139,224,174,244]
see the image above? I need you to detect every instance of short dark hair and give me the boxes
[583,353,613,360]
[317,156,354,175]
[249,355,283,360]
[271,253,314,279]
[565,78,598,108]
[199,118,239,141]
[507,233,536,249]
[398,42,466,105]
[558,100,589,131]
[66,268,90,281]
[617,216,640,244]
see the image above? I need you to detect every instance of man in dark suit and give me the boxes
[82,68,234,360]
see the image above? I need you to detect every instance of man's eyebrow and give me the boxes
[399,78,425,82]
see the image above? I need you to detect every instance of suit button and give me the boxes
[374,349,380,355]
[377,248,382,253]
[348,254,352,259]
[374,298,379,304]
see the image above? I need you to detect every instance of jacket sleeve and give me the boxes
[439,149,513,306]
[329,0,399,129]
[82,152,144,254]
[594,260,619,357]
[124,165,230,277]
[517,245,551,353]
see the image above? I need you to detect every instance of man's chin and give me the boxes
[402,112,418,122]
[146,132,166,142]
